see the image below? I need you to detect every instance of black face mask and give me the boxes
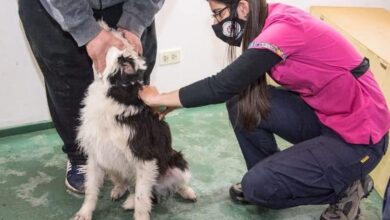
[212,6,246,47]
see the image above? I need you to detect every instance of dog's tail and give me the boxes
[168,150,188,171]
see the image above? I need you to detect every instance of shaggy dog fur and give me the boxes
[73,23,196,220]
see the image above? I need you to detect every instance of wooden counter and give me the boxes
[311,6,390,198]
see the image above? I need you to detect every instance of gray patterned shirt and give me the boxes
[39,0,164,46]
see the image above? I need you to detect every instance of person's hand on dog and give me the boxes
[118,28,143,55]
[139,86,176,119]
[139,86,160,107]
[151,106,178,120]
[86,29,125,75]
[139,86,183,111]
[157,106,177,120]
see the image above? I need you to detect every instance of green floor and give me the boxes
[0,105,383,220]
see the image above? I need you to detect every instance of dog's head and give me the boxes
[96,22,147,106]
[104,51,147,106]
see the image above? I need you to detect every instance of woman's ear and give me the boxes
[237,0,250,20]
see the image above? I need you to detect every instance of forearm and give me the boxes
[146,90,183,107]
[118,0,165,37]
[141,50,281,108]
[39,0,100,46]
[179,49,282,108]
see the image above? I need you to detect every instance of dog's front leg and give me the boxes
[74,158,105,220]
[133,160,158,220]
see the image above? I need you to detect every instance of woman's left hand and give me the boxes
[139,86,160,107]
[158,106,178,120]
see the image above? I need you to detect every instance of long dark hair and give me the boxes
[209,0,269,130]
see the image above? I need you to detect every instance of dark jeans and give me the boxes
[384,179,390,220]
[18,0,157,164]
[227,86,388,209]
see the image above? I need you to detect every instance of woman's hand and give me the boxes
[140,86,177,119]
[139,86,183,109]
[157,106,178,120]
[139,86,160,107]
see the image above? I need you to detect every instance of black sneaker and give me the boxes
[229,183,251,204]
[320,175,374,220]
[65,160,86,194]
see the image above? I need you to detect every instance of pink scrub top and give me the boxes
[249,3,390,144]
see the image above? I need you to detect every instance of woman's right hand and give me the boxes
[139,86,161,107]
[139,86,183,109]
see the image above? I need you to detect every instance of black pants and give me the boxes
[18,0,157,164]
[384,178,390,220]
[227,86,388,209]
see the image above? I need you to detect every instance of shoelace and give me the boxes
[67,161,87,174]
[328,204,341,213]
[325,184,359,217]
[76,165,87,175]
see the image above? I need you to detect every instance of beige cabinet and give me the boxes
[311,6,390,198]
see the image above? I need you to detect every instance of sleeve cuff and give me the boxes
[178,81,210,108]
[178,87,192,108]
[117,14,146,38]
[68,18,101,47]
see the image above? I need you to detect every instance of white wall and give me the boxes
[1,0,390,129]
[0,0,50,129]
[152,0,227,93]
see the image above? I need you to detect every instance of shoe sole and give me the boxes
[362,176,374,199]
[229,186,251,205]
[65,178,85,195]
[321,177,373,220]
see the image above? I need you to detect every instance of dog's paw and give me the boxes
[110,185,127,201]
[177,186,197,202]
[122,194,135,210]
[73,212,92,220]
[134,211,150,220]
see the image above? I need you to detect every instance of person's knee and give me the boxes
[241,169,271,205]
[241,167,286,209]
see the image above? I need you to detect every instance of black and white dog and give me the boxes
[74,23,196,220]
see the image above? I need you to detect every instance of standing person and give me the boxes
[18,0,164,194]
[139,0,390,219]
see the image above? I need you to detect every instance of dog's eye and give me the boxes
[122,63,135,74]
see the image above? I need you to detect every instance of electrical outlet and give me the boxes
[159,49,181,66]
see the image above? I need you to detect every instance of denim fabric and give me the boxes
[384,179,390,220]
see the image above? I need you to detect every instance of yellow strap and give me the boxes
[360,155,370,164]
